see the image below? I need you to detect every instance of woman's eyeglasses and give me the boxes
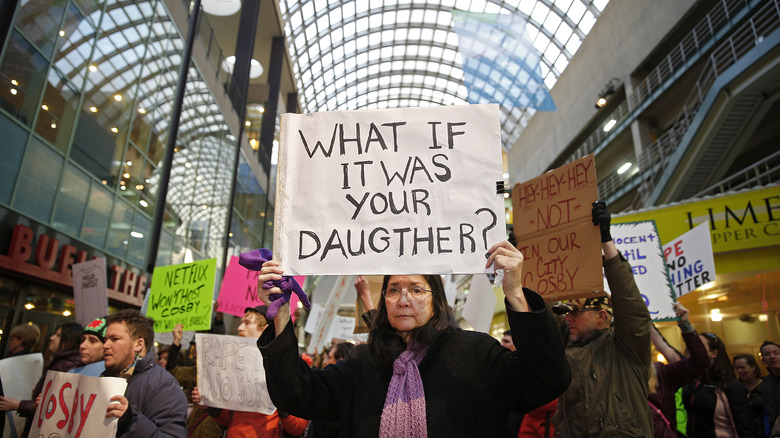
[382,287,432,301]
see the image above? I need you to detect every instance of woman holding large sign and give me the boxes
[256,240,570,437]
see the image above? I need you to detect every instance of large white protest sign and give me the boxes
[196,333,276,414]
[606,222,676,320]
[663,222,716,298]
[72,258,108,325]
[28,370,127,438]
[0,353,43,437]
[274,104,507,275]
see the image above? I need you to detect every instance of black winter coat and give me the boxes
[259,288,570,437]
[111,349,188,437]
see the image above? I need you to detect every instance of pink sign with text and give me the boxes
[216,256,305,321]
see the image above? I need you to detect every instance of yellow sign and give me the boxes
[613,185,780,253]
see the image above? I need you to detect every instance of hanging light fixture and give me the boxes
[202,0,241,16]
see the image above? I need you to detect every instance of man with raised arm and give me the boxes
[551,201,653,437]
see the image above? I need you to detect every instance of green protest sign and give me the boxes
[147,259,216,332]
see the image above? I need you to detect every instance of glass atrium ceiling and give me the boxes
[278,0,609,151]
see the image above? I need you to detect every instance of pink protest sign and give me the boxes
[216,256,305,321]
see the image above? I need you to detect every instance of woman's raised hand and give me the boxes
[486,241,528,312]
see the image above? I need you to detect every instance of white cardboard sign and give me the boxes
[605,221,676,320]
[274,104,507,275]
[663,222,717,298]
[72,258,108,325]
[196,333,276,414]
[28,370,127,438]
[0,353,43,437]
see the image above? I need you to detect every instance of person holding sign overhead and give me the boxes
[102,309,188,437]
[550,201,653,437]
[190,305,309,438]
[0,322,83,437]
[254,239,570,437]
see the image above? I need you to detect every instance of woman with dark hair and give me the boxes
[0,322,83,435]
[682,332,756,437]
[256,241,570,437]
[734,354,763,437]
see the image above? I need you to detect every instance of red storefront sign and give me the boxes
[0,224,146,307]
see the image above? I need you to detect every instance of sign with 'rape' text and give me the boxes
[196,333,276,414]
[663,222,716,298]
[28,370,127,438]
[273,104,507,275]
[147,259,216,332]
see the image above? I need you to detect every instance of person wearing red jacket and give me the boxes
[192,305,308,438]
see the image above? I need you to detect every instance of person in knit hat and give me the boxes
[68,316,108,376]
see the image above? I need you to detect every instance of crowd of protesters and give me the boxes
[0,201,776,437]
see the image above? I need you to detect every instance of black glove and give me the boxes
[592,200,612,243]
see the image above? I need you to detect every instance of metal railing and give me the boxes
[693,150,780,198]
[567,0,757,164]
[628,0,780,208]
[597,119,690,199]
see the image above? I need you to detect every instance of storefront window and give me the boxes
[12,137,64,223]
[53,164,90,236]
[0,114,28,204]
[13,0,68,58]
[0,31,49,127]
[81,180,112,247]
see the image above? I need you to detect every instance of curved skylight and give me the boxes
[279,0,608,150]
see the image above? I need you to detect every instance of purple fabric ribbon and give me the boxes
[238,248,311,318]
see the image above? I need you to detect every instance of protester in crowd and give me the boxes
[0,322,83,436]
[103,308,188,437]
[649,364,677,438]
[682,332,755,437]
[254,238,570,437]
[648,302,710,437]
[734,353,764,437]
[501,329,516,351]
[167,323,223,438]
[191,305,309,438]
[759,341,780,437]
[551,201,653,437]
[322,342,355,368]
[5,322,41,357]
[68,316,108,376]
[157,344,170,368]
[0,322,41,433]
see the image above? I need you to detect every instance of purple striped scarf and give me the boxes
[379,343,428,438]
